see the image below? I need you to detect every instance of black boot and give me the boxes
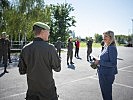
[4,69,9,73]
[70,62,74,64]
[4,66,9,73]
[9,60,12,63]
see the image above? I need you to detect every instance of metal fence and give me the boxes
[10,41,29,53]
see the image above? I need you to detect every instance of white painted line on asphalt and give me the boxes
[1,65,133,99]
[118,65,133,73]
[118,65,133,70]
[89,76,133,89]
[1,74,133,99]
[119,69,133,73]
[57,75,96,86]
[0,85,24,92]
[57,65,133,89]
[114,82,133,89]
[0,75,96,99]
[58,74,133,89]
[0,92,26,99]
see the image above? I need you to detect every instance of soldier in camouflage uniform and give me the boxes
[55,37,62,58]
[87,37,93,61]
[67,37,74,65]
[0,32,10,73]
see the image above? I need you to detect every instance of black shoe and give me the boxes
[9,61,12,63]
[77,56,80,59]
[70,62,74,64]
[67,62,69,65]
[4,70,9,73]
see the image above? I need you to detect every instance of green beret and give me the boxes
[33,22,50,31]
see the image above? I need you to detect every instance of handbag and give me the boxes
[89,56,98,69]
[90,61,98,69]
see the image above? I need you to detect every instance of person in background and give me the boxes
[0,34,2,63]
[18,22,61,100]
[94,31,118,100]
[74,37,80,58]
[86,37,93,61]
[6,35,12,63]
[55,37,62,58]
[101,40,105,52]
[0,32,10,73]
[67,37,74,65]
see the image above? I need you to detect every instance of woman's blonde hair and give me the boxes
[103,31,116,46]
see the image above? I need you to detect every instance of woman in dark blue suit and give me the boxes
[95,31,118,100]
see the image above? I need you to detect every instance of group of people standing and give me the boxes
[55,36,93,66]
[66,36,93,65]
[0,32,12,73]
[17,22,117,100]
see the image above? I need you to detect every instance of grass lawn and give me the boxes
[80,41,124,48]
[80,42,101,48]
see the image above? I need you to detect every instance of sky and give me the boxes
[44,0,133,38]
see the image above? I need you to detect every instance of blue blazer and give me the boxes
[98,45,118,75]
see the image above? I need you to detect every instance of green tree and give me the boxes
[17,0,49,41]
[1,1,76,44]
[49,3,76,43]
[94,33,102,43]
[1,0,51,41]
[0,0,10,32]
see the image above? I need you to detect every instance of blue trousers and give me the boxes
[98,74,115,100]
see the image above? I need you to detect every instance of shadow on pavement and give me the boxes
[0,72,5,77]
[117,58,124,60]
[0,54,19,69]
[75,57,82,60]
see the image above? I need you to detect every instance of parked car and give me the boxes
[124,41,133,47]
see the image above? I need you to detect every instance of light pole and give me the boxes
[131,19,133,46]
[132,19,133,34]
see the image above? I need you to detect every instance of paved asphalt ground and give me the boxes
[0,46,133,100]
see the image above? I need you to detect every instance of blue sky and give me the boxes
[45,0,133,38]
